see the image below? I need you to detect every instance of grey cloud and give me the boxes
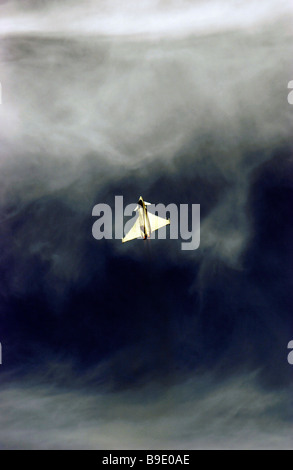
[1,22,291,184]
[1,0,293,37]
[0,371,292,449]
[0,1,292,451]
[0,14,291,282]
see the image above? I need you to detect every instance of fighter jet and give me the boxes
[122,196,170,243]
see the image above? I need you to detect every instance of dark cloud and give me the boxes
[0,0,292,449]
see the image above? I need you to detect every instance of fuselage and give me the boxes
[137,197,151,239]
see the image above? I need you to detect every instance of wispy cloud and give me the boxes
[0,1,292,451]
[0,372,292,449]
[0,0,292,37]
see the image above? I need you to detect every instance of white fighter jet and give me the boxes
[122,196,170,243]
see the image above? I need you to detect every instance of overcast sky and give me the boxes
[0,0,292,450]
